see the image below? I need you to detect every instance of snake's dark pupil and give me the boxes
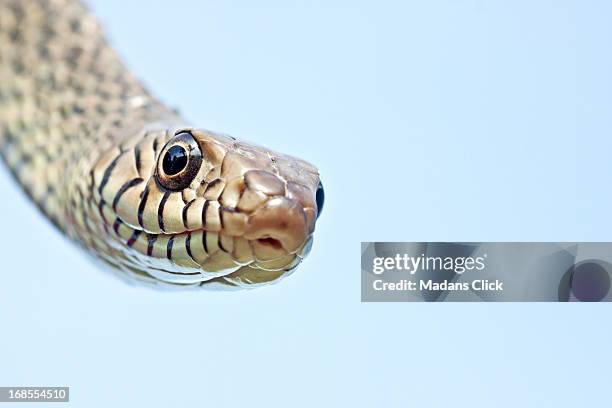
[315,181,324,219]
[162,145,188,175]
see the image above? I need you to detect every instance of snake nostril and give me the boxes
[257,237,283,250]
[315,181,324,219]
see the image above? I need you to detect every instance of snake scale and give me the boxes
[0,0,323,289]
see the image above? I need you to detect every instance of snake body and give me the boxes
[0,0,323,289]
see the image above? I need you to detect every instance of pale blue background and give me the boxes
[0,0,610,406]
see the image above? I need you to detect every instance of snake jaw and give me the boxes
[88,127,321,288]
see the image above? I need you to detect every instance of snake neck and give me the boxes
[0,0,179,234]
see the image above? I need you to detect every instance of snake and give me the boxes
[0,0,324,289]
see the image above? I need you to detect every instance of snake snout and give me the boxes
[244,196,309,256]
[234,169,317,261]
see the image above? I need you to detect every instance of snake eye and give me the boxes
[315,181,324,219]
[156,132,202,191]
[162,145,188,175]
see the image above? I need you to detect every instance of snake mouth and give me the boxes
[93,176,318,285]
[99,197,315,285]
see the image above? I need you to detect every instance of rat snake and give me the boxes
[0,0,323,289]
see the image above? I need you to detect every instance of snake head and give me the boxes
[89,127,323,289]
